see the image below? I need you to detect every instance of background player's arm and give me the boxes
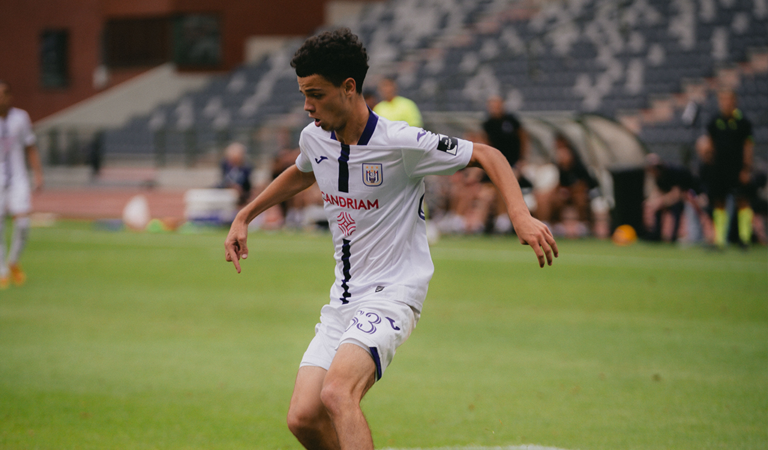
[25,145,43,191]
[740,138,753,184]
[225,165,316,273]
[468,143,558,267]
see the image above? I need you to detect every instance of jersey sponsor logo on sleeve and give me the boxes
[315,155,329,163]
[436,134,459,155]
[362,163,383,187]
[416,130,427,142]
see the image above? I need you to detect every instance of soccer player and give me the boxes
[224,29,557,449]
[0,80,43,289]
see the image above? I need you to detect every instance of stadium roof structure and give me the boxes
[520,113,647,205]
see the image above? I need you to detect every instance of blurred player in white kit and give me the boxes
[224,29,558,449]
[0,80,44,289]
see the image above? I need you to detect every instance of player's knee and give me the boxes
[319,380,352,415]
[286,404,322,437]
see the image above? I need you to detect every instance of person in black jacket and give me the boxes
[536,134,598,235]
[698,90,754,248]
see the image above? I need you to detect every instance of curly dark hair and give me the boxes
[291,28,369,93]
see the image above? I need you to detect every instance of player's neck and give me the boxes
[0,107,9,118]
[334,99,370,145]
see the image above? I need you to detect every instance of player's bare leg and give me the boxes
[0,214,7,289]
[287,366,340,449]
[320,343,377,450]
[8,213,30,286]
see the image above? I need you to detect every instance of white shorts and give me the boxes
[0,178,31,216]
[300,299,420,381]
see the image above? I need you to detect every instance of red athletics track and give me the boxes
[31,189,186,220]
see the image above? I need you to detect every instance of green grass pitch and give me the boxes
[1,221,766,449]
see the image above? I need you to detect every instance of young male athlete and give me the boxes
[0,80,43,289]
[224,29,558,449]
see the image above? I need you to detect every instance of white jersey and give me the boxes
[0,107,36,188]
[295,110,472,312]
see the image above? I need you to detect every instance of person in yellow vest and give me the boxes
[373,78,423,128]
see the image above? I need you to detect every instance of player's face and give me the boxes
[717,91,736,116]
[487,96,504,117]
[298,74,356,132]
[378,79,396,102]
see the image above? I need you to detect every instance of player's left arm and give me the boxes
[468,142,558,268]
[25,145,44,191]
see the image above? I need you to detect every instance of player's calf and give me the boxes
[287,366,340,449]
[286,408,339,450]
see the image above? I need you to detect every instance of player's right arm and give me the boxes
[224,165,316,273]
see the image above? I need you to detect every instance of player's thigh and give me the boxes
[300,304,349,371]
[322,343,376,403]
[288,365,329,422]
[339,300,418,381]
[7,181,31,216]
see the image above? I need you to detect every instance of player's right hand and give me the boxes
[224,220,249,274]
[513,214,558,268]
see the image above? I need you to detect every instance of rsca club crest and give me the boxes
[362,163,383,187]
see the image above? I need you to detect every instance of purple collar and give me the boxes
[330,107,379,145]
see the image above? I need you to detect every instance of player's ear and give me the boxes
[342,78,357,96]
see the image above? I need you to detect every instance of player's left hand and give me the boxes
[739,168,751,185]
[513,214,558,268]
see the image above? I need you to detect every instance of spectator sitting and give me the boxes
[373,77,423,127]
[643,153,698,242]
[219,142,252,206]
[536,134,598,237]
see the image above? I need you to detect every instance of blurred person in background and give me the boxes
[480,95,532,233]
[434,131,495,234]
[270,134,324,230]
[536,134,597,238]
[698,90,754,249]
[0,80,43,289]
[219,142,252,206]
[482,95,529,181]
[643,153,699,243]
[373,77,423,127]
[362,89,378,111]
